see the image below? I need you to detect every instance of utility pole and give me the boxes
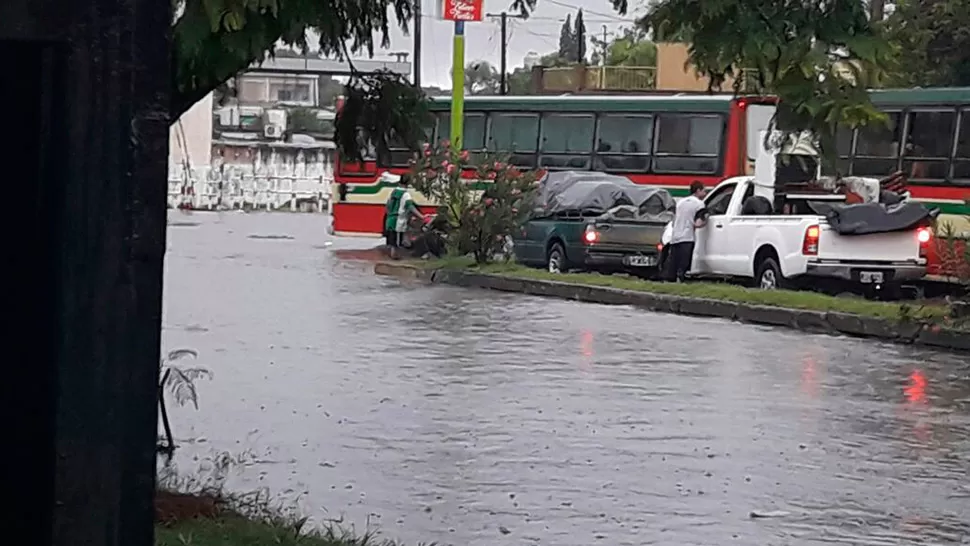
[487,12,526,95]
[601,25,608,66]
[413,0,422,87]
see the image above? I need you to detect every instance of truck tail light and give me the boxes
[917,227,931,257]
[802,224,820,255]
[584,225,599,244]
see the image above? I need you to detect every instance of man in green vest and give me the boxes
[384,174,424,259]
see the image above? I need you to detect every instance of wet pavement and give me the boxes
[162,210,970,546]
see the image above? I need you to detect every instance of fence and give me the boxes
[168,163,332,212]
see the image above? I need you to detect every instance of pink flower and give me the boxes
[441,139,451,148]
[424,149,432,157]
[494,162,505,170]
[446,163,456,174]
[422,142,430,151]
[486,172,496,180]
[484,198,494,206]
[512,207,518,213]
[441,160,450,168]
[460,150,470,161]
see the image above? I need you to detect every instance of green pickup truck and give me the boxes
[511,172,674,276]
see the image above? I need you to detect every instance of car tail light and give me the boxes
[657,243,663,251]
[802,224,820,255]
[584,225,599,244]
[917,227,931,257]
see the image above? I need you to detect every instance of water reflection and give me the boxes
[162,212,970,546]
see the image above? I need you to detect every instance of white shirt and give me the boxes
[395,190,414,232]
[670,195,705,244]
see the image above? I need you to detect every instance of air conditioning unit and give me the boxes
[264,124,283,139]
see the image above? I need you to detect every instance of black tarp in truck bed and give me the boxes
[807,201,939,235]
[532,171,675,223]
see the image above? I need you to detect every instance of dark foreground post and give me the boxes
[2,0,171,545]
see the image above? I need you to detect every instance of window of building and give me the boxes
[436,112,487,150]
[273,83,311,103]
[539,114,594,170]
[953,109,970,181]
[653,114,723,174]
[903,109,956,180]
[851,111,901,177]
[488,113,539,167]
[593,114,653,172]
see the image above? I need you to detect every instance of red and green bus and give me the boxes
[332,89,970,278]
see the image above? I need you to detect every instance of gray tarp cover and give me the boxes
[532,171,675,222]
[807,201,939,235]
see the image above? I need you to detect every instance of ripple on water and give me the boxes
[163,212,970,546]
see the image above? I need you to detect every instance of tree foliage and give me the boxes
[558,14,575,61]
[171,0,538,161]
[590,27,657,67]
[574,9,588,62]
[884,0,970,87]
[640,0,895,169]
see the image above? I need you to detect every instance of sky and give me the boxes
[367,0,645,88]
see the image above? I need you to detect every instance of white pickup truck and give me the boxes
[662,175,932,295]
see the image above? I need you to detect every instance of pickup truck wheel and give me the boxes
[547,243,567,274]
[755,257,785,290]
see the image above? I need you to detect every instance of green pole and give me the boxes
[450,21,466,149]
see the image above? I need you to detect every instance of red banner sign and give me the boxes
[440,0,483,21]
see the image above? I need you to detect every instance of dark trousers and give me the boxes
[667,241,695,281]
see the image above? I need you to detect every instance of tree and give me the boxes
[884,0,970,87]
[573,9,587,63]
[464,61,502,95]
[591,27,656,67]
[171,0,538,163]
[559,14,575,61]
[640,0,894,169]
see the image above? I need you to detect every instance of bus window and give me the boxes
[902,109,955,180]
[488,113,539,167]
[539,114,594,170]
[852,111,901,176]
[593,114,652,172]
[745,104,775,161]
[437,112,487,150]
[653,114,723,174]
[952,109,970,181]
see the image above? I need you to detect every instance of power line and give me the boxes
[541,0,630,23]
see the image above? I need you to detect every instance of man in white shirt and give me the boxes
[666,180,708,282]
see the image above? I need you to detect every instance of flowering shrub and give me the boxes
[408,141,539,263]
[933,211,970,289]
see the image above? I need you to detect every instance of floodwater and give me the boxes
[162,211,970,546]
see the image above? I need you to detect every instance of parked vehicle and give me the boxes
[513,172,674,275]
[661,175,935,297]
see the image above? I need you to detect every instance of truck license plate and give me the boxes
[624,255,657,267]
[860,271,884,284]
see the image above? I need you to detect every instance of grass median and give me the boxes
[416,257,955,323]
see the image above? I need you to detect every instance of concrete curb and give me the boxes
[375,262,970,353]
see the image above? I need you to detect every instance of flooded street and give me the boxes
[161,211,970,546]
